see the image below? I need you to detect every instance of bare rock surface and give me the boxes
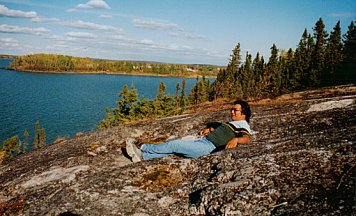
[1,85,355,215]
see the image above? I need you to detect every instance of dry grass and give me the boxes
[132,164,183,192]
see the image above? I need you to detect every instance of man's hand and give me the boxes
[199,128,213,136]
[225,135,251,149]
[225,137,239,149]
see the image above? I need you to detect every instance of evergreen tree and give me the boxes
[180,79,188,108]
[175,82,181,110]
[324,21,343,85]
[189,76,210,104]
[34,120,41,149]
[175,82,181,100]
[227,43,242,73]
[99,108,114,128]
[252,52,264,81]
[190,77,200,104]
[157,82,166,99]
[212,43,242,99]
[240,52,254,98]
[113,84,139,123]
[266,44,281,94]
[153,82,176,116]
[294,29,309,89]
[283,48,295,92]
[339,21,356,83]
[40,128,46,146]
[1,135,20,160]
[311,18,328,86]
[252,53,266,98]
[23,129,29,153]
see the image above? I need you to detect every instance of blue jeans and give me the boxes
[141,137,216,160]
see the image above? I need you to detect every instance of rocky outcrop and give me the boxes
[1,85,355,215]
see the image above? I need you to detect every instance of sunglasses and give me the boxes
[231,108,242,113]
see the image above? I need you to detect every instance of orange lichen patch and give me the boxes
[89,141,103,151]
[0,195,28,215]
[0,151,5,165]
[133,165,183,192]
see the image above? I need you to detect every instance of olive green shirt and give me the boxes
[206,120,251,148]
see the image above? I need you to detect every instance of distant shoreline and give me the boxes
[6,68,217,79]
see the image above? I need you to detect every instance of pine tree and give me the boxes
[240,52,254,98]
[180,79,188,108]
[99,108,114,128]
[339,21,356,83]
[175,82,181,110]
[324,21,343,85]
[175,82,180,100]
[40,128,46,146]
[157,82,166,99]
[34,120,41,149]
[227,43,242,73]
[266,44,281,94]
[113,84,140,123]
[189,76,210,104]
[153,82,176,116]
[311,18,328,86]
[252,53,266,98]
[283,48,295,92]
[23,129,29,153]
[190,77,200,104]
[1,135,20,160]
[294,29,309,89]
[212,43,242,99]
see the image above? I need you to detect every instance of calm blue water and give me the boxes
[0,59,209,146]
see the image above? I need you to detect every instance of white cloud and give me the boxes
[66,8,77,13]
[31,17,60,23]
[99,14,112,19]
[168,31,205,40]
[65,20,122,32]
[0,24,50,35]
[183,33,205,40]
[132,19,178,30]
[65,31,97,39]
[0,37,20,49]
[0,4,37,18]
[73,0,110,10]
[133,18,205,40]
[138,39,154,45]
[0,4,61,23]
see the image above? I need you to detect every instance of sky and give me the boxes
[0,0,355,66]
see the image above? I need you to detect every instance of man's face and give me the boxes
[230,104,245,121]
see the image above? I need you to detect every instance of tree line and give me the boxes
[209,18,355,100]
[8,54,220,77]
[101,18,355,128]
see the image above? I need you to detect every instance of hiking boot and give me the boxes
[126,138,143,162]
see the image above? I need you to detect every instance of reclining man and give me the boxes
[126,100,252,162]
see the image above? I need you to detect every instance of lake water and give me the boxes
[0,59,209,146]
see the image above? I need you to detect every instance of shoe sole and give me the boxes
[126,139,142,162]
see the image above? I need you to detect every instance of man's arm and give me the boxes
[199,127,214,136]
[225,134,251,149]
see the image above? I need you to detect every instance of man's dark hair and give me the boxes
[234,100,251,122]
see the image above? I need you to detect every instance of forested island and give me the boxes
[7,54,221,78]
[0,54,16,59]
